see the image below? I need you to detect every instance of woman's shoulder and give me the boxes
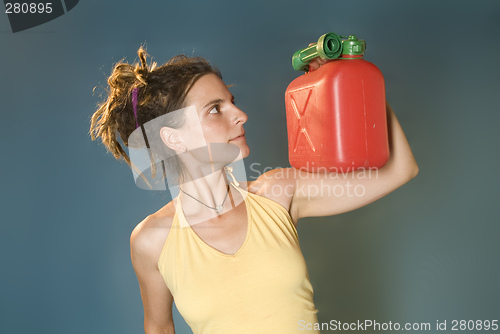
[244,167,296,214]
[130,200,177,264]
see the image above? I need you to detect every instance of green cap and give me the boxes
[342,35,366,56]
[292,33,367,71]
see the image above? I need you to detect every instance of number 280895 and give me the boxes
[5,3,53,14]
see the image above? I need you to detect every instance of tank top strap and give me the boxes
[174,195,190,229]
[225,165,250,199]
[224,165,239,187]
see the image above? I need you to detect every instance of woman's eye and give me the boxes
[209,105,221,114]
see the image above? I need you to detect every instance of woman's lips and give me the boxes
[230,133,245,142]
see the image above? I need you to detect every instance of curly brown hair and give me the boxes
[89,46,221,187]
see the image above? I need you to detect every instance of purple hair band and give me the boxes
[132,87,140,129]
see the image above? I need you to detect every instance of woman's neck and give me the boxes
[177,167,243,222]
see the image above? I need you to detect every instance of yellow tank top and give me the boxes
[157,181,319,334]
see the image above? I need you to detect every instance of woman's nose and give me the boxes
[233,106,248,124]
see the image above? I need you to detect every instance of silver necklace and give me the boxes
[179,184,230,214]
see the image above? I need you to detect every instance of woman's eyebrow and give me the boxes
[203,95,235,109]
[203,98,223,109]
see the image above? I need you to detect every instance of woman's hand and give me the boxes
[307,43,332,72]
[308,56,329,72]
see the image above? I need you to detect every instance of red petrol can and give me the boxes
[285,33,389,173]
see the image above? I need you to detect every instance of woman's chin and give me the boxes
[242,147,250,159]
[226,147,249,165]
[237,144,250,160]
[226,141,249,158]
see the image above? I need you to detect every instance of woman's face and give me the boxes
[181,73,249,160]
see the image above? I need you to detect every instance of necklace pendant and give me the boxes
[215,205,223,213]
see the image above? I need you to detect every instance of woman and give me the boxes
[89,47,418,333]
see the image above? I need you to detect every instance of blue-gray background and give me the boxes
[1,1,499,333]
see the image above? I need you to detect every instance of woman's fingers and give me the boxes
[308,61,320,71]
[308,56,329,72]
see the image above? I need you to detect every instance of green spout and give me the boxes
[292,32,342,71]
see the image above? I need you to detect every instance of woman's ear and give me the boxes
[160,127,186,152]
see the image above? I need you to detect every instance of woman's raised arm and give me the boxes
[275,101,418,226]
